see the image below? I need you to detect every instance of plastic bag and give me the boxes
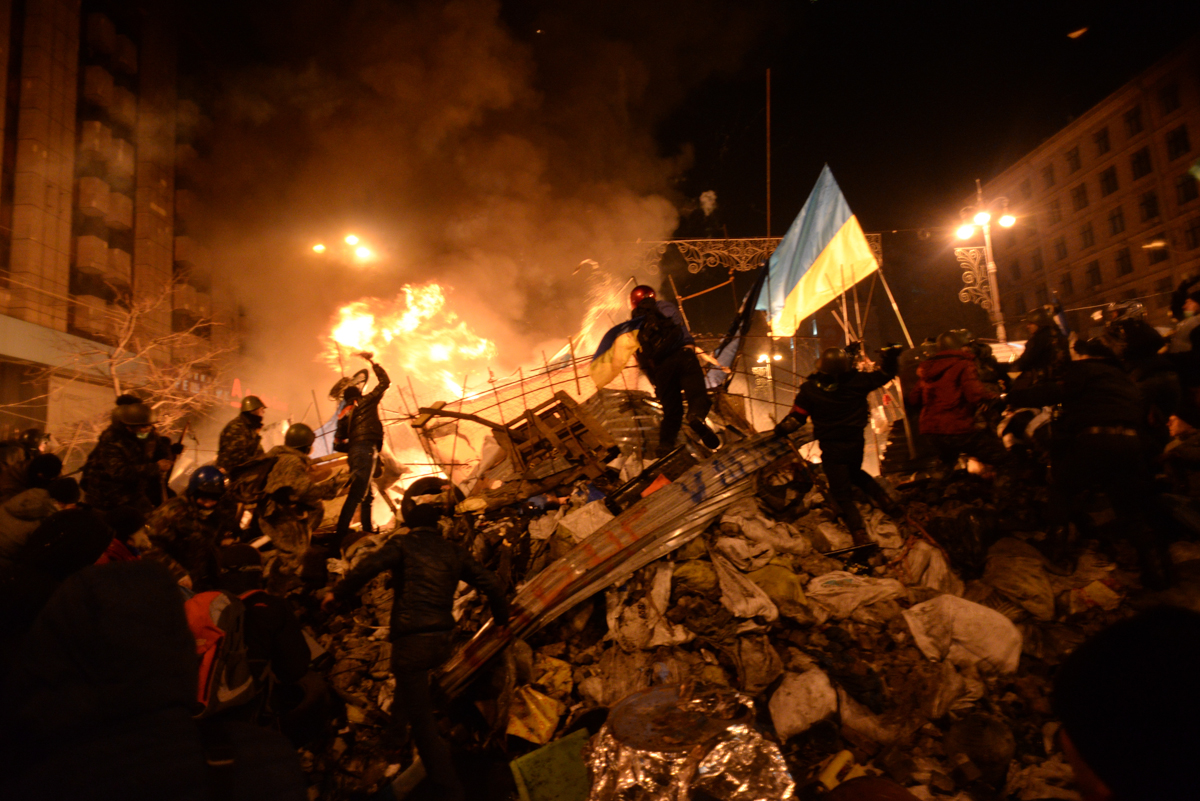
[903,594,1022,674]
[710,545,779,621]
[806,571,907,623]
[981,538,1055,621]
[769,669,838,740]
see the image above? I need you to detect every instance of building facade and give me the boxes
[979,38,1200,335]
[0,0,232,445]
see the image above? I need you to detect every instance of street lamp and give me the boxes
[954,179,1013,342]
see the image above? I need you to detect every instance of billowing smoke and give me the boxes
[195,0,771,425]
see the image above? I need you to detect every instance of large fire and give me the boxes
[327,283,496,397]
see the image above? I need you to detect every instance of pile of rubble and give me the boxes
[298,397,1186,801]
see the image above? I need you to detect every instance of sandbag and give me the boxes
[769,669,838,740]
[806,571,907,623]
[709,544,779,621]
[903,594,1022,674]
[981,538,1055,621]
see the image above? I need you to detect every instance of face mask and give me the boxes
[136,431,151,440]
[1185,310,1197,319]
[197,507,215,518]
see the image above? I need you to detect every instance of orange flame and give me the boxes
[327,283,496,397]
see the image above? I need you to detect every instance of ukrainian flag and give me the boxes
[757,165,879,337]
[589,318,644,388]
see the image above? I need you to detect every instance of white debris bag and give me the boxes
[769,669,838,740]
[805,571,907,623]
[609,563,694,650]
[863,508,905,551]
[714,536,776,571]
[903,594,1022,674]
[710,545,779,621]
[981,538,1055,621]
[902,540,965,596]
[720,498,814,555]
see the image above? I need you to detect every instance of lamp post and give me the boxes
[954,179,1015,342]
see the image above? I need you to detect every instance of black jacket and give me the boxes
[338,362,391,450]
[1009,357,1143,438]
[0,561,306,801]
[333,527,508,637]
[793,367,894,464]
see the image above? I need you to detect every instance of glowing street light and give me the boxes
[345,234,359,246]
[313,243,326,253]
[354,245,372,260]
[955,180,1014,342]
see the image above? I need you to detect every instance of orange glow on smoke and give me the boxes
[327,283,496,397]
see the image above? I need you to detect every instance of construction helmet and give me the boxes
[816,347,852,376]
[629,285,657,309]
[284,423,316,452]
[113,400,155,427]
[402,476,450,528]
[936,330,969,352]
[240,395,266,413]
[187,465,227,501]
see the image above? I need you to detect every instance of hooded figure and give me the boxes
[917,331,1004,469]
[0,561,306,800]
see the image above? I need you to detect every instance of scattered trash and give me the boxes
[510,728,591,801]
[903,594,1023,673]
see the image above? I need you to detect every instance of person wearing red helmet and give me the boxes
[628,285,720,457]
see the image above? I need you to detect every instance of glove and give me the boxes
[845,341,863,356]
[169,442,184,456]
[773,412,807,438]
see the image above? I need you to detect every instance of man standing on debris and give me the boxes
[81,396,165,520]
[628,285,721,458]
[140,466,236,591]
[775,343,902,547]
[917,330,1006,471]
[218,395,267,474]
[260,423,343,593]
[334,352,390,552]
[322,477,509,801]
[1011,306,1068,388]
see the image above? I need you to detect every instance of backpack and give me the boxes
[227,454,278,504]
[185,590,258,718]
[634,301,683,366]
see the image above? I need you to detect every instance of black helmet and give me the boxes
[936,330,968,352]
[343,386,362,402]
[816,347,851,375]
[1104,300,1145,323]
[1024,306,1054,328]
[19,428,43,451]
[28,453,63,486]
[240,395,266,413]
[629,285,656,309]
[113,399,154,426]
[284,423,316,452]
[402,476,450,528]
[187,465,227,500]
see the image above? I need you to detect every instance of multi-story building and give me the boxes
[979,38,1200,335]
[0,0,233,446]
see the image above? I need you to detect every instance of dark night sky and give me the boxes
[180,0,1200,364]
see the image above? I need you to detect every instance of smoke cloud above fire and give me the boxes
[196,0,772,420]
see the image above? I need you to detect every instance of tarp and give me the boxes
[756,165,878,337]
[437,432,795,697]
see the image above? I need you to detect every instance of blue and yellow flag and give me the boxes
[589,319,643,388]
[756,165,878,336]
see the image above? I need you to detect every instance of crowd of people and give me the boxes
[0,281,1199,799]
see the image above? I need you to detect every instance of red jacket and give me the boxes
[917,351,996,435]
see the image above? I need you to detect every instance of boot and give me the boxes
[688,418,721,450]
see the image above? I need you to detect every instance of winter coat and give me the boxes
[141,496,237,590]
[13,506,113,581]
[0,488,58,564]
[0,561,307,801]
[81,424,161,513]
[632,299,695,377]
[259,445,338,558]
[333,526,508,637]
[1012,325,1068,377]
[1009,358,1144,438]
[917,351,997,435]
[217,412,265,473]
[792,367,894,465]
[338,362,391,450]
[0,459,29,504]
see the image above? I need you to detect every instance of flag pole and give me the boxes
[766,68,772,238]
[876,265,914,348]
